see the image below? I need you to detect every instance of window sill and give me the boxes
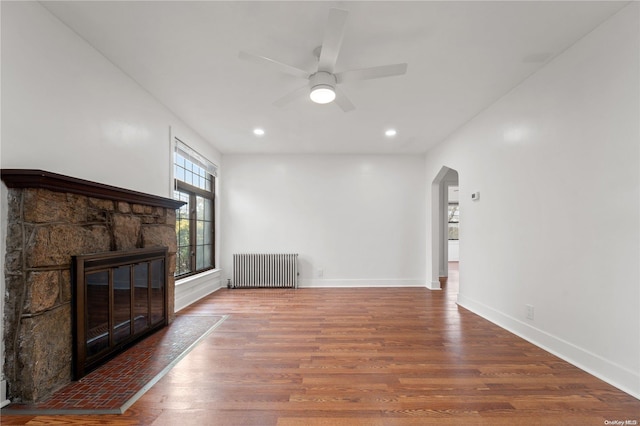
[175,268,221,287]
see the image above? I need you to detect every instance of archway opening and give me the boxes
[430,166,459,290]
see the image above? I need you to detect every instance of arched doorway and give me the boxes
[430,166,459,290]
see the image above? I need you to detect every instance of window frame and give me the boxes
[173,144,216,279]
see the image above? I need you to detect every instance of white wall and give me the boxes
[448,240,459,262]
[0,1,223,400]
[221,154,426,287]
[1,1,221,196]
[425,4,639,398]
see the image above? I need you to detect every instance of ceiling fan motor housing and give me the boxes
[310,71,337,90]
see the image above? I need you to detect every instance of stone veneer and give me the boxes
[1,170,181,402]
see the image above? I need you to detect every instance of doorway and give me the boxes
[430,166,459,290]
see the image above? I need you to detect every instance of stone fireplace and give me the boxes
[1,170,183,402]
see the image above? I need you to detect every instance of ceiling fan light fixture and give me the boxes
[310,84,336,104]
[239,9,407,113]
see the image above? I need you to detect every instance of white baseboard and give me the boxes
[175,269,223,312]
[456,293,640,400]
[299,278,426,288]
[1,379,9,408]
[427,280,442,290]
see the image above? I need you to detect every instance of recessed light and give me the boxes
[253,128,265,136]
[385,129,397,137]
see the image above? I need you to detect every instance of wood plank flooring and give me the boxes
[3,264,639,425]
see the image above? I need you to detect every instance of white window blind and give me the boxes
[174,138,218,178]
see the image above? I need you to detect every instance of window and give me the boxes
[173,139,216,277]
[448,204,459,240]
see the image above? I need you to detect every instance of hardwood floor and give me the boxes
[3,263,639,425]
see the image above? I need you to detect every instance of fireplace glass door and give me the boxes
[86,270,109,357]
[74,248,169,379]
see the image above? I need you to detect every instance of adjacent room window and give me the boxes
[448,203,459,240]
[173,138,217,277]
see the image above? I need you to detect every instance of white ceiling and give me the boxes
[42,1,627,155]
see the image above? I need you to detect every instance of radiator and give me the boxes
[232,253,299,288]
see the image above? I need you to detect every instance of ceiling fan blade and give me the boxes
[333,87,355,112]
[239,51,309,80]
[273,85,309,108]
[335,63,408,84]
[317,8,349,73]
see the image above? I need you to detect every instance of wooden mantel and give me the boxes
[1,169,184,209]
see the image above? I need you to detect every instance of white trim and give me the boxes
[175,269,223,312]
[456,293,640,400]
[1,379,9,408]
[299,278,426,288]
[175,268,221,287]
[168,126,175,198]
[427,280,442,291]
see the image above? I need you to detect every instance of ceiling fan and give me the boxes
[239,8,408,112]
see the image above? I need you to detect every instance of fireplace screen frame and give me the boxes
[72,247,169,379]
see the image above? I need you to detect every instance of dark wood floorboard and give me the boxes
[2,263,639,425]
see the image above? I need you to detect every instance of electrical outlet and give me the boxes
[317,268,324,278]
[526,304,534,320]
